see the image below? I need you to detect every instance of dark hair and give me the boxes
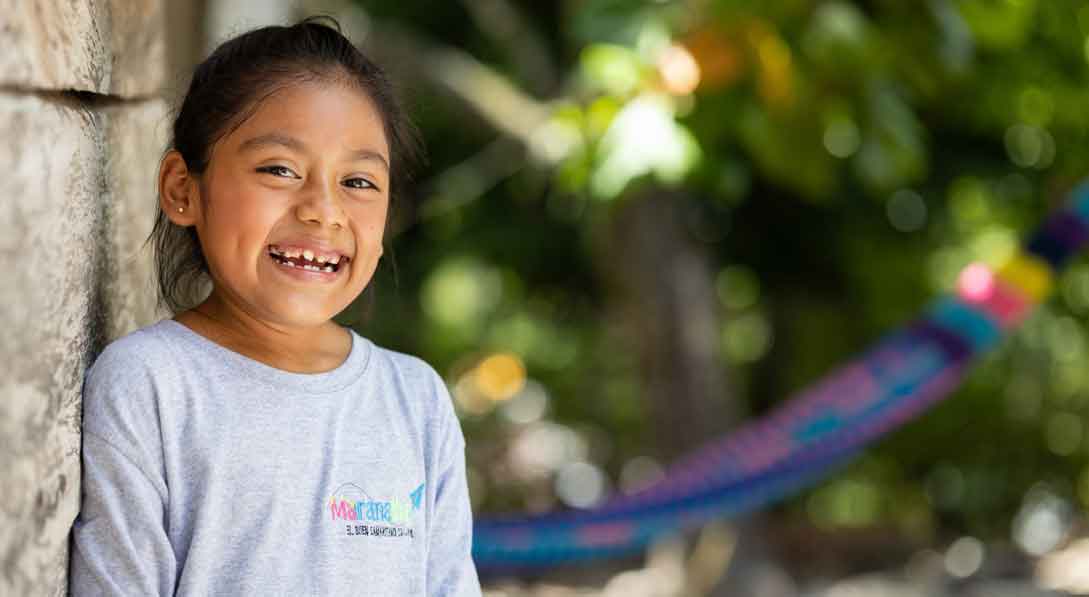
[147,15,423,315]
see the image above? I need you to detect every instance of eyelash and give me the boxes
[256,165,378,191]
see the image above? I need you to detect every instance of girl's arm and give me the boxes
[69,432,177,595]
[427,378,483,596]
[69,344,177,596]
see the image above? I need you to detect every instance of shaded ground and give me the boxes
[481,523,1087,597]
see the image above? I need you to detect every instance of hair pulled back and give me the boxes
[148,16,422,313]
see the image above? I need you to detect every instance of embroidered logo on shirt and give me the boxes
[327,482,424,539]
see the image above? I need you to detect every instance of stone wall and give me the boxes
[0,1,169,595]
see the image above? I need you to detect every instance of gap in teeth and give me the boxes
[269,246,340,271]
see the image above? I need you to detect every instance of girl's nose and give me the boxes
[296,182,347,229]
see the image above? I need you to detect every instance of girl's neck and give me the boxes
[172,293,352,375]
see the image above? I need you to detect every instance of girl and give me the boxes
[69,17,481,596]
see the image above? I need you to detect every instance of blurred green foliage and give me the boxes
[347,0,1089,546]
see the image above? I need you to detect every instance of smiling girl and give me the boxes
[69,17,481,596]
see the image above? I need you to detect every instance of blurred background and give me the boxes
[182,1,1089,596]
[7,0,1089,595]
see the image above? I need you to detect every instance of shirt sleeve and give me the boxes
[69,343,177,596]
[426,376,483,596]
[69,432,177,596]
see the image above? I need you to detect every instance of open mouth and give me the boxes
[267,245,349,273]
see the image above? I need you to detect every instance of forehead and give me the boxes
[225,81,389,157]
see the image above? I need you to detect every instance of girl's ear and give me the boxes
[159,150,200,226]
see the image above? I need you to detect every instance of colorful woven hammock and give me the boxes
[472,181,1089,572]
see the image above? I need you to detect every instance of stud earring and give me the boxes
[178,207,184,213]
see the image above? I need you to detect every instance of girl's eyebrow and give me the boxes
[238,133,389,171]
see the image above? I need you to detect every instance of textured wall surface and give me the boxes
[0,0,165,97]
[102,101,169,341]
[0,2,167,595]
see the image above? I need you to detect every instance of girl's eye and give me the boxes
[256,165,298,178]
[343,178,377,191]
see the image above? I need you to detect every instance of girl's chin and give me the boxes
[260,308,343,329]
[256,293,348,324]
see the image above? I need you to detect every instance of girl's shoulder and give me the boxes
[365,341,459,428]
[81,320,179,456]
[368,342,441,385]
[85,319,178,383]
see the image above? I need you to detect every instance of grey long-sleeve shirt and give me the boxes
[69,319,482,596]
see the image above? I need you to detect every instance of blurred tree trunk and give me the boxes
[604,187,735,459]
[602,187,795,597]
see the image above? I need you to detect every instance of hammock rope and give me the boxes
[472,182,1089,571]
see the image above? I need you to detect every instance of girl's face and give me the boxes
[190,81,390,329]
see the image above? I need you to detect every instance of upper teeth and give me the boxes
[270,245,342,264]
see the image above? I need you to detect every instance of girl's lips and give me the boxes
[268,242,351,265]
[267,251,346,282]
